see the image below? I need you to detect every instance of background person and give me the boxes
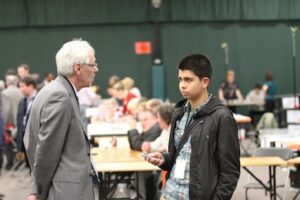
[262,72,277,112]
[16,77,38,166]
[218,70,243,112]
[141,103,174,153]
[246,84,265,125]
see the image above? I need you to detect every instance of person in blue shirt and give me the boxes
[262,72,277,112]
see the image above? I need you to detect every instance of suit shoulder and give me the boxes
[35,82,70,103]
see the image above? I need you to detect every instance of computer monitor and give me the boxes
[286,109,300,124]
[281,96,300,109]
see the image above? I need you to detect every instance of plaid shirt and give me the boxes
[162,95,212,200]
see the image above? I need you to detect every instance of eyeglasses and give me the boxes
[81,62,98,68]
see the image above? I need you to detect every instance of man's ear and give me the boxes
[202,77,210,88]
[73,63,81,75]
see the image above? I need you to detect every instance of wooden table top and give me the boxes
[93,149,295,172]
[92,148,144,163]
[91,147,160,172]
[240,156,287,167]
[94,161,160,172]
[226,100,265,106]
[287,157,300,165]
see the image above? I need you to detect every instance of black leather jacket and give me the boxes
[160,96,240,200]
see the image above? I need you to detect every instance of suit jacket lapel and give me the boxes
[56,76,89,140]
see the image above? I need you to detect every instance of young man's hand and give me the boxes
[144,152,165,166]
[26,194,39,200]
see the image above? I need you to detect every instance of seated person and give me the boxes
[106,75,122,106]
[77,86,101,127]
[145,98,162,115]
[127,109,161,200]
[141,103,174,153]
[246,84,265,125]
[106,75,120,96]
[112,81,138,116]
[262,72,277,112]
[218,70,243,112]
[127,109,161,151]
[128,98,147,120]
[122,76,142,98]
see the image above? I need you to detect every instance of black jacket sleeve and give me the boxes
[128,124,161,151]
[159,152,173,171]
[127,129,142,150]
[212,111,240,199]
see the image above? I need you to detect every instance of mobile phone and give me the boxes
[140,152,152,159]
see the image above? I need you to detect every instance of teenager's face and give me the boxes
[178,69,209,101]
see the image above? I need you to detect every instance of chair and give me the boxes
[246,112,279,149]
[244,147,293,200]
[256,112,278,130]
[242,112,279,155]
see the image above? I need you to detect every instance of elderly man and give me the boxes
[24,39,99,200]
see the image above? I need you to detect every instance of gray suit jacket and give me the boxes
[1,85,23,125]
[24,76,94,200]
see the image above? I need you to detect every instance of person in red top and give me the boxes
[112,81,137,115]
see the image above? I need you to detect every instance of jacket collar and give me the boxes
[173,96,226,119]
[56,75,88,137]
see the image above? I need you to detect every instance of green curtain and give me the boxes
[0,22,299,101]
[0,24,153,97]
[162,22,300,101]
[1,0,300,28]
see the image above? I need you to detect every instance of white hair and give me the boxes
[55,39,95,77]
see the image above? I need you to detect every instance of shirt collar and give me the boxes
[26,90,37,102]
[70,81,78,94]
[184,94,212,113]
[65,77,78,96]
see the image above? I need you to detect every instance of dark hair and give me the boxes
[265,73,273,81]
[20,76,37,89]
[158,103,174,125]
[5,68,17,76]
[177,54,212,80]
[254,84,262,89]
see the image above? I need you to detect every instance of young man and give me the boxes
[16,77,38,163]
[24,39,99,200]
[147,54,240,199]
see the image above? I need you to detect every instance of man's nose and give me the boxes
[180,82,186,89]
